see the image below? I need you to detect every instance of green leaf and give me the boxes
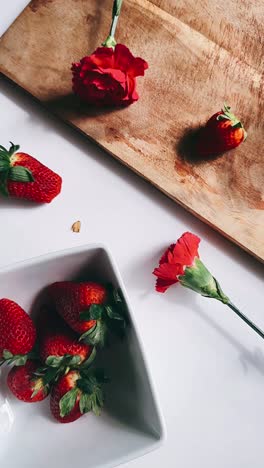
[80,321,107,347]
[79,393,92,414]
[89,304,105,320]
[59,387,79,418]
[42,367,60,386]
[12,355,27,366]
[81,347,97,369]
[66,355,82,367]
[0,145,8,152]
[113,288,123,304]
[46,355,65,367]
[77,377,94,394]
[91,393,101,416]
[79,304,104,321]
[0,160,10,171]
[8,142,20,155]
[79,323,96,341]
[3,350,13,360]
[231,122,243,129]
[79,309,92,321]
[0,172,9,197]
[8,166,34,183]
[95,387,104,407]
[105,305,123,321]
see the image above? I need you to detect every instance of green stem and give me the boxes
[103,0,124,47]
[227,302,264,340]
[110,12,120,38]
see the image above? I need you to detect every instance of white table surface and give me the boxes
[0,3,264,467]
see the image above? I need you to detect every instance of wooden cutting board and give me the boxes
[0,0,263,261]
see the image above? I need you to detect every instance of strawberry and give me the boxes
[0,299,36,366]
[7,360,49,402]
[50,368,107,423]
[49,282,126,347]
[196,104,247,157]
[38,307,95,370]
[0,142,62,203]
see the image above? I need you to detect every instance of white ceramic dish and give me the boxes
[0,244,165,468]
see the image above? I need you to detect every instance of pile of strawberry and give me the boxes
[0,281,126,423]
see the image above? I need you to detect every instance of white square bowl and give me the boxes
[0,244,165,468]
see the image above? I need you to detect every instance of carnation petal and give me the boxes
[172,232,200,267]
[155,277,178,293]
[158,244,176,265]
[153,263,183,281]
[90,47,114,69]
[114,44,134,72]
[128,57,149,77]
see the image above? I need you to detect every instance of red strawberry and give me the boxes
[50,368,107,423]
[38,307,95,369]
[0,299,36,366]
[7,360,49,402]
[0,142,62,203]
[196,104,247,157]
[49,282,126,347]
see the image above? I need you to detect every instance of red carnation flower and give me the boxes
[153,232,200,293]
[72,44,148,107]
[153,231,264,342]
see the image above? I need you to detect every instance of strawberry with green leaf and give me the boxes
[50,368,108,423]
[0,299,36,367]
[7,360,49,402]
[49,282,126,347]
[0,142,62,203]
[196,104,247,157]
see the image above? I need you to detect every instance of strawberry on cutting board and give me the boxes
[196,104,247,157]
[50,368,107,423]
[7,360,49,403]
[49,282,126,347]
[0,298,36,366]
[0,142,62,203]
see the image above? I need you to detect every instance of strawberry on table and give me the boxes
[7,360,49,403]
[0,299,36,366]
[0,142,62,203]
[50,368,107,423]
[49,282,126,347]
[196,104,247,157]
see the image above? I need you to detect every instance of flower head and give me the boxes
[153,232,200,293]
[72,44,148,107]
[153,232,229,303]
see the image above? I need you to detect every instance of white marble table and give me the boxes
[0,3,263,467]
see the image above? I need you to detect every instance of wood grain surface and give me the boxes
[0,0,263,260]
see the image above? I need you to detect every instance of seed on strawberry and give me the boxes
[0,299,36,366]
[0,142,62,203]
[50,368,108,423]
[196,104,247,157]
[7,360,49,402]
[49,282,126,347]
